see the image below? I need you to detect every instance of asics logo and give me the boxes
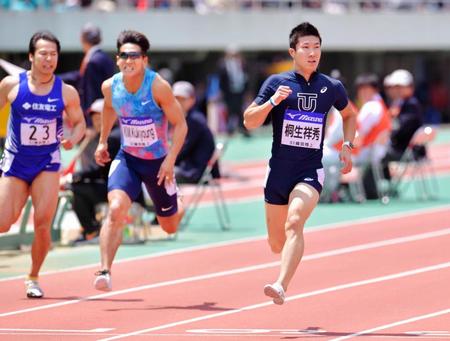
[320,87,327,93]
[47,98,59,103]
[141,100,151,106]
[161,206,173,212]
[303,178,314,181]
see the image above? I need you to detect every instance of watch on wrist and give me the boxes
[343,141,354,149]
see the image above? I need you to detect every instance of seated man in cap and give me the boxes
[381,69,424,181]
[172,81,220,184]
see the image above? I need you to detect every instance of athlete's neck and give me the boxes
[296,68,315,82]
[29,71,54,85]
[123,72,145,94]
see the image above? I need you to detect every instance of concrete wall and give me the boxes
[1,10,450,52]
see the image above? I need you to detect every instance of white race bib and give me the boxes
[20,118,57,146]
[281,109,324,149]
[120,117,158,147]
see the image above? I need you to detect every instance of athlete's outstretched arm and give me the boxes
[244,85,292,129]
[339,102,357,174]
[153,75,187,186]
[62,83,86,150]
[95,79,117,166]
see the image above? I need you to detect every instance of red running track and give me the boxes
[0,206,449,340]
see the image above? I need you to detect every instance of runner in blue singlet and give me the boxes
[244,22,357,305]
[0,31,86,299]
[93,30,187,292]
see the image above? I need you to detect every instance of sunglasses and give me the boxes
[118,51,144,60]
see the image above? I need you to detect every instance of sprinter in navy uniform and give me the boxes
[244,22,356,305]
[0,31,85,298]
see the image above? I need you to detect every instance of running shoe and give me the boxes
[264,282,285,305]
[25,279,44,298]
[94,270,112,291]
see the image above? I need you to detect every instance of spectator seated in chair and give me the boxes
[381,69,424,183]
[172,81,220,185]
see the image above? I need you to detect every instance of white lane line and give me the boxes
[98,262,450,341]
[1,203,449,284]
[1,227,449,318]
[330,309,450,341]
[0,328,113,333]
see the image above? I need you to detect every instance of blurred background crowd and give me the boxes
[2,0,450,13]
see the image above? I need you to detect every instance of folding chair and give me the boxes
[389,126,439,200]
[180,141,231,231]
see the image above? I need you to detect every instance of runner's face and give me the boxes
[29,39,58,75]
[289,35,321,74]
[117,43,147,76]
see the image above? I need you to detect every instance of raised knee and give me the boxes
[268,238,285,254]
[160,223,177,235]
[0,224,12,233]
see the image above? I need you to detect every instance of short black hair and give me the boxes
[28,31,61,55]
[289,22,322,49]
[117,30,150,55]
[355,73,379,89]
[81,23,101,45]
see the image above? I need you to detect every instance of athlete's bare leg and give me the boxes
[0,177,30,233]
[265,203,288,254]
[99,189,131,270]
[29,171,60,277]
[279,183,319,291]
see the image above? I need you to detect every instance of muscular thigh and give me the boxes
[0,176,30,223]
[286,183,320,232]
[265,203,288,241]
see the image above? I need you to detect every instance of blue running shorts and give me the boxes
[108,149,178,217]
[0,149,61,185]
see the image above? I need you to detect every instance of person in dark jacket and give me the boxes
[172,81,220,184]
[382,69,423,181]
[60,23,115,125]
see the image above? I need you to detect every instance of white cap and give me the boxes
[383,74,394,87]
[89,98,104,114]
[172,81,195,98]
[389,69,414,87]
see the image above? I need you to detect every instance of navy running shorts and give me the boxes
[108,149,178,217]
[264,157,324,205]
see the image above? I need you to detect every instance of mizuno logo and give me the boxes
[23,117,33,123]
[47,98,59,103]
[141,100,151,106]
[161,206,173,212]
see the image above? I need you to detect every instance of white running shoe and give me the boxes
[94,270,112,291]
[25,280,44,298]
[264,283,285,305]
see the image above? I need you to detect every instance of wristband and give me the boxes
[268,97,277,107]
[342,141,354,149]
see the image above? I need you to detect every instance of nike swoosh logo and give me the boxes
[161,206,173,212]
[141,100,151,105]
[48,98,59,103]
